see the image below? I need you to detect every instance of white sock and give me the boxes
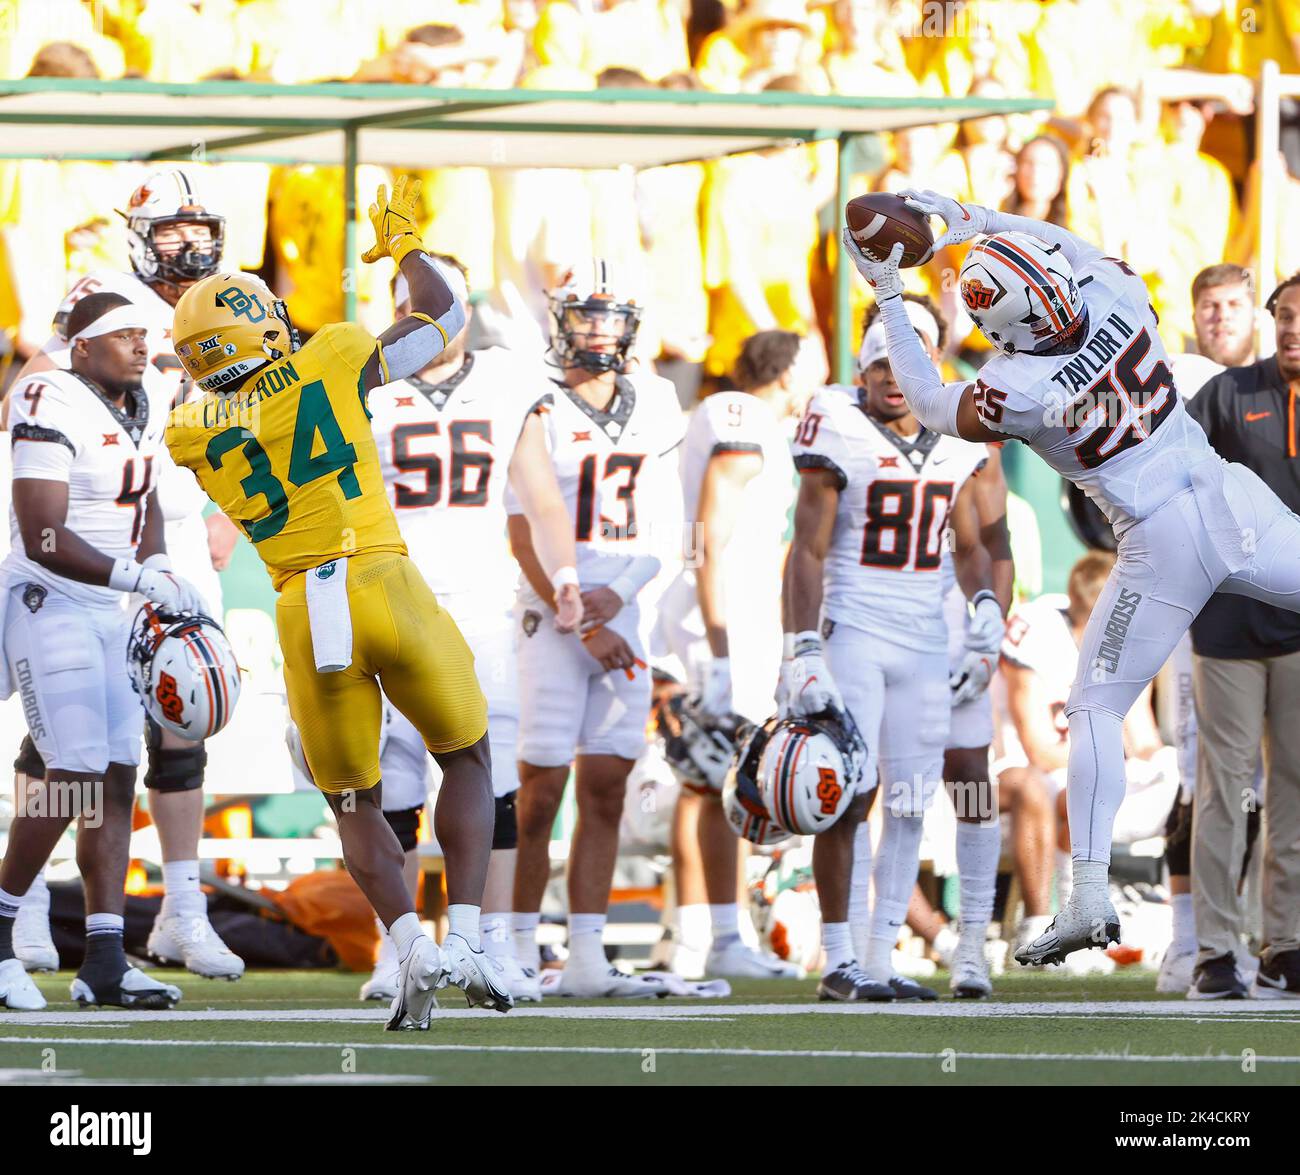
[676,902,711,954]
[1071,858,1108,901]
[389,911,422,962]
[848,821,872,963]
[447,903,480,950]
[1055,850,1073,909]
[372,916,397,969]
[86,912,124,937]
[709,902,739,945]
[1170,893,1196,954]
[956,820,1000,931]
[0,886,25,919]
[513,912,541,972]
[822,921,854,972]
[866,809,925,981]
[1065,708,1126,864]
[162,858,202,916]
[21,869,48,912]
[567,912,606,969]
[480,912,511,959]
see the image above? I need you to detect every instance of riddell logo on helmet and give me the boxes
[155,672,185,726]
[961,278,997,311]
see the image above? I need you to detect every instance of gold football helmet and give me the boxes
[173,272,299,392]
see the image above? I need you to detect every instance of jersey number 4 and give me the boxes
[205,379,359,542]
[860,479,953,570]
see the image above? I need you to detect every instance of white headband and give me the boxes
[70,303,150,345]
[858,301,941,370]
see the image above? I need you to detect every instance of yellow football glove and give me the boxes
[361,174,423,265]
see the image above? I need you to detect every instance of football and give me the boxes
[844,192,935,268]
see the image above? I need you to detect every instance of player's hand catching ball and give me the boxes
[362,174,423,265]
[579,586,624,632]
[898,189,990,256]
[553,582,583,634]
[841,232,904,302]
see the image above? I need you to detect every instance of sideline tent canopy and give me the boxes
[0,77,1051,378]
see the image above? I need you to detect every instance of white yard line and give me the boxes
[2,999,1296,1027]
[0,1036,1294,1064]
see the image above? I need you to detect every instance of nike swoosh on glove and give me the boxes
[898,189,991,258]
[789,632,843,716]
[965,594,1005,655]
[695,657,734,719]
[840,231,904,301]
[136,569,207,617]
[949,650,995,706]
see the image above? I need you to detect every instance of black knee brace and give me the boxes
[14,735,45,779]
[493,791,518,851]
[384,805,423,853]
[144,718,208,792]
[1163,794,1193,877]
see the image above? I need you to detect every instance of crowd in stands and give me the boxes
[0,0,1297,402]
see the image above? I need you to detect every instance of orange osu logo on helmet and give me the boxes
[155,671,185,726]
[962,277,998,312]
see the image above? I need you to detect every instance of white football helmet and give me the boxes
[549,257,642,375]
[722,722,793,846]
[654,692,747,796]
[958,231,1086,356]
[127,606,241,741]
[754,709,865,836]
[123,169,225,290]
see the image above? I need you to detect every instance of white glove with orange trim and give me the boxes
[899,189,992,258]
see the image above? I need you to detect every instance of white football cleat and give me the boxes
[497,955,542,1002]
[441,933,513,1013]
[71,965,182,1009]
[671,941,708,981]
[13,903,59,973]
[0,957,47,1010]
[706,937,803,980]
[147,911,244,980]
[555,963,674,998]
[950,927,992,999]
[386,936,448,1030]
[360,929,400,1001]
[1155,945,1196,994]
[1014,894,1120,968]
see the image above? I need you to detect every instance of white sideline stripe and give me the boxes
[0,1036,1295,1064]
[2,999,1296,1026]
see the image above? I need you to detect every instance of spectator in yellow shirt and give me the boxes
[533,0,689,82]
[820,0,914,97]
[696,0,824,93]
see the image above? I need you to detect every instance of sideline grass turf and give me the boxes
[1,969,1296,1085]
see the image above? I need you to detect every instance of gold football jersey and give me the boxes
[166,321,406,589]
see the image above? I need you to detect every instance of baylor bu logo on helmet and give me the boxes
[173,272,300,392]
[128,605,242,740]
[959,230,1086,356]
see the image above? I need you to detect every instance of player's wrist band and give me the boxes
[794,630,821,657]
[580,626,603,643]
[782,632,796,660]
[551,566,579,591]
[971,589,1000,611]
[109,558,143,593]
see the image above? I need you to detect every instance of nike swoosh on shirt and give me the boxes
[1245,411,1272,422]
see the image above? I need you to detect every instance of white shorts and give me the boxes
[381,615,520,811]
[824,620,950,816]
[164,513,223,623]
[943,581,994,750]
[516,599,650,766]
[3,582,142,773]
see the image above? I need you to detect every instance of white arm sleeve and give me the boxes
[878,297,964,438]
[607,554,662,605]
[381,255,468,381]
[982,210,1104,269]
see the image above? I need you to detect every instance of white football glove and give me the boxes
[841,231,903,301]
[137,569,207,616]
[965,591,1005,656]
[695,657,733,720]
[949,650,995,707]
[775,647,796,718]
[789,631,844,717]
[898,189,991,258]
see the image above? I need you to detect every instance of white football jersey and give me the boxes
[680,390,794,567]
[1000,592,1076,761]
[970,254,1213,536]
[516,371,684,603]
[794,385,985,653]
[5,368,164,608]
[368,347,553,620]
[40,269,206,525]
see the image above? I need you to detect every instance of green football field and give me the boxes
[2,969,1298,1086]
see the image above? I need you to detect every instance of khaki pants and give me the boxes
[1192,650,1300,964]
